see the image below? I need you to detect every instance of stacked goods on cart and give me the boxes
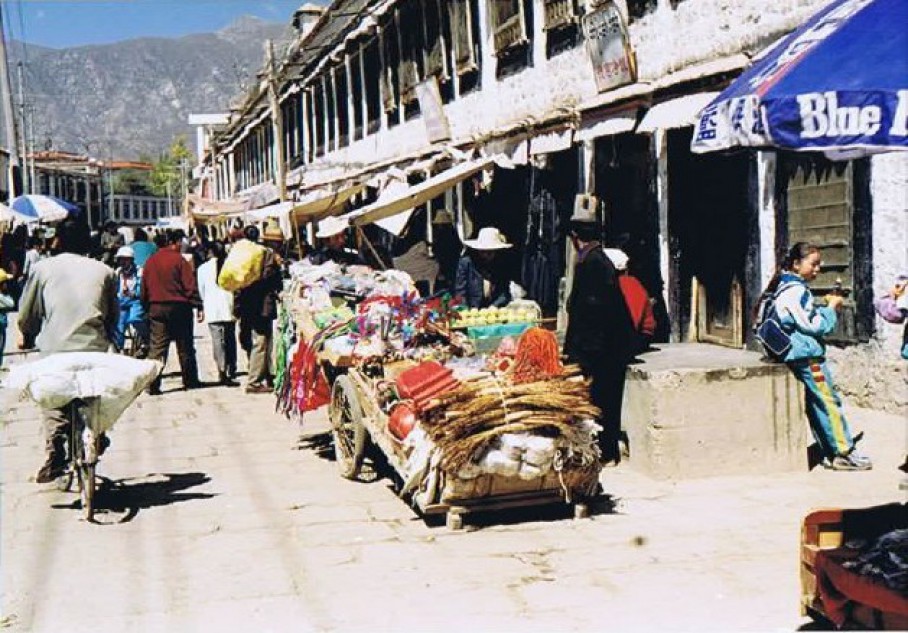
[373,328,602,508]
[451,300,543,354]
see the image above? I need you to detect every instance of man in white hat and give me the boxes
[308,216,363,266]
[455,227,513,309]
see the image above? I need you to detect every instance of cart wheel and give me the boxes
[329,376,367,480]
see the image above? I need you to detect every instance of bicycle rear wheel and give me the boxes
[80,462,95,521]
[71,403,98,522]
[121,323,138,358]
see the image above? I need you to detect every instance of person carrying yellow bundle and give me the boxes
[218,235,266,292]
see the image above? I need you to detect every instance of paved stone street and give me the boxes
[1,326,904,632]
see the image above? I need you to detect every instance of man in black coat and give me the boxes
[235,226,284,394]
[564,215,636,463]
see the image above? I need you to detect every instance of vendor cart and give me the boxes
[328,365,600,530]
[277,261,603,530]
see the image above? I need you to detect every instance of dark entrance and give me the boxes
[667,127,752,346]
[595,132,669,341]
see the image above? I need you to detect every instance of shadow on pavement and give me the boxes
[52,472,216,523]
[421,493,619,531]
[298,431,336,462]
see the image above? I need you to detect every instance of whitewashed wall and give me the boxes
[308,0,832,176]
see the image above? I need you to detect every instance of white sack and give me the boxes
[3,352,162,433]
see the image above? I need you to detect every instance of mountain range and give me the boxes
[5,16,291,160]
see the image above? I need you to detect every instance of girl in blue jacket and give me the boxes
[762,242,871,471]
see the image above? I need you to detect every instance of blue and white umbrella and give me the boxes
[692,0,908,158]
[9,194,81,223]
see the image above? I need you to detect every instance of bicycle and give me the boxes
[56,398,100,522]
[118,320,148,359]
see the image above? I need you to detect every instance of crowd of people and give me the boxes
[2,205,902,481]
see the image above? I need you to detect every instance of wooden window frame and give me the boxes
[447,0,479,76]
[489,0,529,56]
[775,153,874,345]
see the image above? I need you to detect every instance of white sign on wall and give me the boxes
[581,3,636,93]
[416,77,452,143]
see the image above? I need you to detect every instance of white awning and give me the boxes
[189,183,362,230]
[636,92,720,133]
[292,181,365,223]
[576,114,637,142]
[344,156,495,234]
[529,129,574,156]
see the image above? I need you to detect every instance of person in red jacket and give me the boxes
[605,248,655,353]
[141,229,203,394]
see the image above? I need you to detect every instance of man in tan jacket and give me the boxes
[18,220,118,482]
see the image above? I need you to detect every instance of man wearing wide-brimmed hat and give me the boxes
[564,205,635,464]
[308,216,363,266]
[455,227,514,309]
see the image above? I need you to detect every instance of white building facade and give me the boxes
[198,0,907,412]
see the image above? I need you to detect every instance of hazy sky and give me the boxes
[1,0,313,49]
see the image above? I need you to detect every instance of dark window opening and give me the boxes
[350,50,365,141]
[423,0,449,89]
[446,0,482,90]
[326,74,338,150]
[493,0,533,77]
[404,99,421,121]
[459,69,480,94]
[313,82,326,157]
[627,0,658,21]
[363,38,382,134]
[305,89,318,161]
[335,66,350,148]
[546,23,581,58]
[398,0,424,108]
[383,16,401,127]
[495,43,532,78]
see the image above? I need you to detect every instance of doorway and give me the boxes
[595,132,669,341]
[667,128,751,347]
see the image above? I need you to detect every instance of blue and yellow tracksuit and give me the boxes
[775,273,855,459]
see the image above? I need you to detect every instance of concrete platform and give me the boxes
[623,343,809,479]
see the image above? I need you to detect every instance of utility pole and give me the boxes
[265,39,287,202]
[27,104,36,192]
[16,62,30,194]
[0,7,22,200]
[264,38,302,257]
[106,142,114,222]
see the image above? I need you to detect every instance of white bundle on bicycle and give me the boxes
[3,352,162,433]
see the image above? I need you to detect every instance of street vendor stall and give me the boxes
[274,260,603,529]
